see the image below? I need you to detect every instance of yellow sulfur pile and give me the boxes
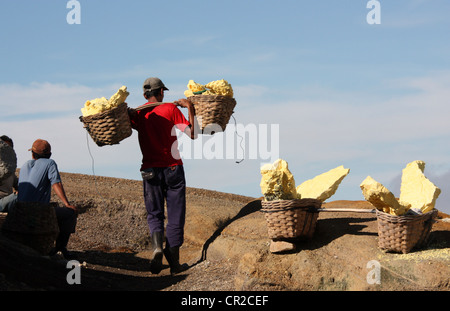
[360,176,408,216]
[260,159,349,202]
[296,165,350,202]
[260,159,297,201]
[184,79,233,98]
[81,86,129,117]
[360,160,441,216]
[399,160,441,214]
[185,80,206,94]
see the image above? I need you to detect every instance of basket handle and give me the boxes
[261,206,318,213]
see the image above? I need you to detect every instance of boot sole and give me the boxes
[170,263,189,275]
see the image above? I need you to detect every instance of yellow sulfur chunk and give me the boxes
[184,90,195,97]
[297,165,350,202]
[81,86,129,117]
[109,86,129,107]
[81,97,108,117]
[399,160,441,214]
[260,159,297,201]
[187,80,206,93]
[203,90,216,95]
[360,176,407,216]
[205,79,233,97]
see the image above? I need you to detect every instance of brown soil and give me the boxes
[0,172,449,292]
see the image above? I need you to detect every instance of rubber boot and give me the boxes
[49,232,76,260]
[163,246,189,275]
[149,231,164,274]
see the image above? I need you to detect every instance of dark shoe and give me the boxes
[60,248,77,260]
[163,246,189,275]
[149,231,164,274]
[48,247,59,257]
[49,232,76,259]
[48,247,77,260]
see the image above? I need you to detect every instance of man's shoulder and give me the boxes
[154,102,183,117]
[37,158,57,165]
[23,158,57,169]
[137,102,177,114]
[158,102,177,110]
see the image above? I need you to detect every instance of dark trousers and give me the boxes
[53,206,77,251]
[143,165,186,248]
[54,206,77,233]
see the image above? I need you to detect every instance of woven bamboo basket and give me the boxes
[79,102,132,146]
[187,95,237,133]
[260,199,321,240]
[1,202,59,255]
[376,209,437,254]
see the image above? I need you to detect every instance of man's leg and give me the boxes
[164,165,188,274]
[143,169,166,234]
[52,206,77,259]
[143,169,166,274]
[164,165,186,248]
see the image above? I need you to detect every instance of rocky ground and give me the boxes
[0,172,449,294]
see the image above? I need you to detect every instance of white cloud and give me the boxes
[0,82,125,120]
[1,82,143,182]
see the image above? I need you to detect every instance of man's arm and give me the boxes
[52,182,77,212]
[175,99,198,140]
[127,106,138,130]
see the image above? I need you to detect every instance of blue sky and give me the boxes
[1,1,449,213]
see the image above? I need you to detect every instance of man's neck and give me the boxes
[147,95,163,103]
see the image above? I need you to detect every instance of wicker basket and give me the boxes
[79,102,132,146]
[260,199,321,240]
[188,95,237,133]
[1,202,59,255]
[376,209,437,254]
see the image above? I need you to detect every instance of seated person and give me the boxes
[18,139,78,259]
[0,136,18,212]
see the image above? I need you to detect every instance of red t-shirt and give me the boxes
[130,102,191,170]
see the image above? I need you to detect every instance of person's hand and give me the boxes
[127,106,137,118]
[66,204,78,214]
[174,99,192,108]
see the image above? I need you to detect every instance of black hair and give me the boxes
[32,151,51,159]
[0,135,13,148]
[144,87,163,99]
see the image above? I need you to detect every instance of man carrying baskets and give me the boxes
[128,77,197,275]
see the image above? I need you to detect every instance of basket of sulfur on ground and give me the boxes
[360,161,441,254]
[261,198,321,241]
[79,86,132,146]
[376,209,438,254]
[259,159,321,241]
